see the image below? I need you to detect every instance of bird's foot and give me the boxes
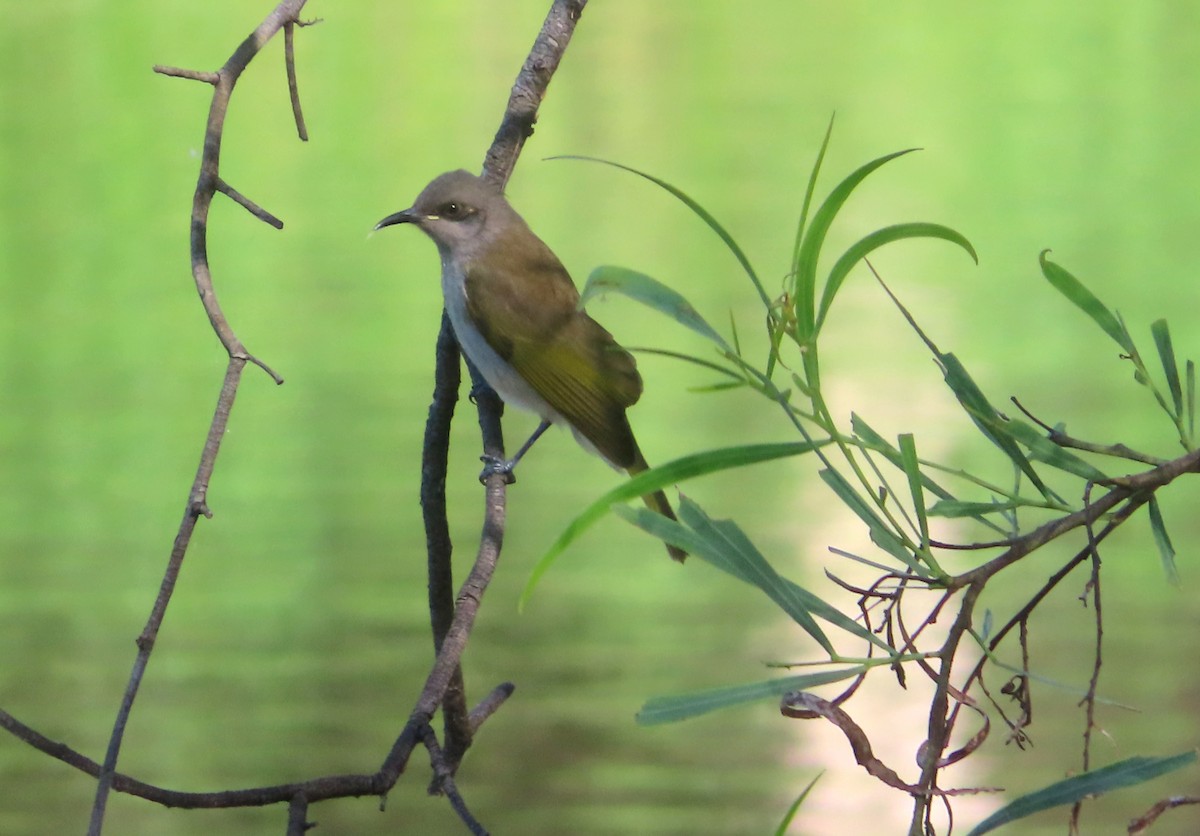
[478,454,517,485]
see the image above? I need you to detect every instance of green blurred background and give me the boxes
[2,1,1199,833]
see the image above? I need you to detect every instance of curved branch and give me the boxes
[86,3,309,834]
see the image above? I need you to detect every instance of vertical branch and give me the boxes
[482,0,589,189]
[422,312,473,768]
[417,0,590,776]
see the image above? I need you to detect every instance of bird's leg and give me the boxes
[479,419,552,484]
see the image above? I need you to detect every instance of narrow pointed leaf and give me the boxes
[852,414,956,502]
[774,773,823,836]
[581,266,733,352]
[791,114,836,272]
[1188,360,1196,441]
[928,498,1030,518]
[1150,319,1183,417]
[815,223,978,335]
[551,155,770,307]
[966,751,1197,836]
[617,502,891,652]
[987,417,1108,482]
[1148,496,1181,586]
[637,668,864,725]
[818,468,923,573]
[940,353,1054,500]
[522,441,828,609]
[793,149,919,341]
[898,433,929,545]
[615,503,829,650]
[1039,251,1134,353]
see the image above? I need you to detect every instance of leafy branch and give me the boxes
[529,122,1200,833]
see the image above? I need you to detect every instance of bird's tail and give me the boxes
[628,454,687,563]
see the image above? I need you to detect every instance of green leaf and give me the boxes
[815,222,978,335]
[939,353,1054,501]
[928,498,1030,518]
[990,417,1108,482]
[818,468,924,574]
[898,433,929,546]
[1151,319,1183,417]
[791,115,836,273]
[793,149,919,342]
[966,751,1197,835]
[616,501,831,651]
[774,773,823,836]
[636,668,863,725]
[1039,251,1135,353]
[550,155,770,308]
[851,414,956,502]
[616,501,892,653]
[581,265,734,352]
[1188,360,1196,441]
[521,441,828,609]
[1148,496,1181,586]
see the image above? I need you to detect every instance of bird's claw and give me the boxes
[479,454,517,485]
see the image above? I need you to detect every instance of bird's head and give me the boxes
[375,169,506,258]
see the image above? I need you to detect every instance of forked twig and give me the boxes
[86,3,310,833]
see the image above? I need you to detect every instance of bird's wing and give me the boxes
[464,239,644,468]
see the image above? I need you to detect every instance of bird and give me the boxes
[376,169,685,562]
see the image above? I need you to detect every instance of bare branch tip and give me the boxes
[152,65,219,85]
[215,178,285,229]
[250,355,285,385]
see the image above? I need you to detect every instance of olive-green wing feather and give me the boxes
[464,235,644,468]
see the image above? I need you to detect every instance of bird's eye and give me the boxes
[438,202,469,220]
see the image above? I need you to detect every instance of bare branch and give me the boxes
[87,3,311,833]
[152,65,219,84]
[283,20,309,141]
[216,177,284,228]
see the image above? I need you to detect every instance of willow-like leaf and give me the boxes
[617,503,891,652]
[1039,251,1135,353]
[985,416,1108,482]
[522,441,828,609]
[898,433,929,546]
[815,222,978,336]
[851,415,956,502]
[1150,318,1183,417]
[581,265,734,352]
[616,501,829,651]
[791,114,836,272]
[1148,496,1181,586]
[550,155,770,308]
[939,353,1055,501]
[928,498,1034,518]
[1188,360,1196,442]
[774,773,823,836]
[636,668,863,725]
[818,468,924,574]
[793,149,918,342]
[966,751,1197,835]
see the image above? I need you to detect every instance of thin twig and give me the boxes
[216,177,285,228]
[153,65,219,84]
[1010,397,1167,466]
[1071,482,1106,833]
[283,20,309,141]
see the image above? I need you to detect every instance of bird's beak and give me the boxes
[374,208,419,231]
